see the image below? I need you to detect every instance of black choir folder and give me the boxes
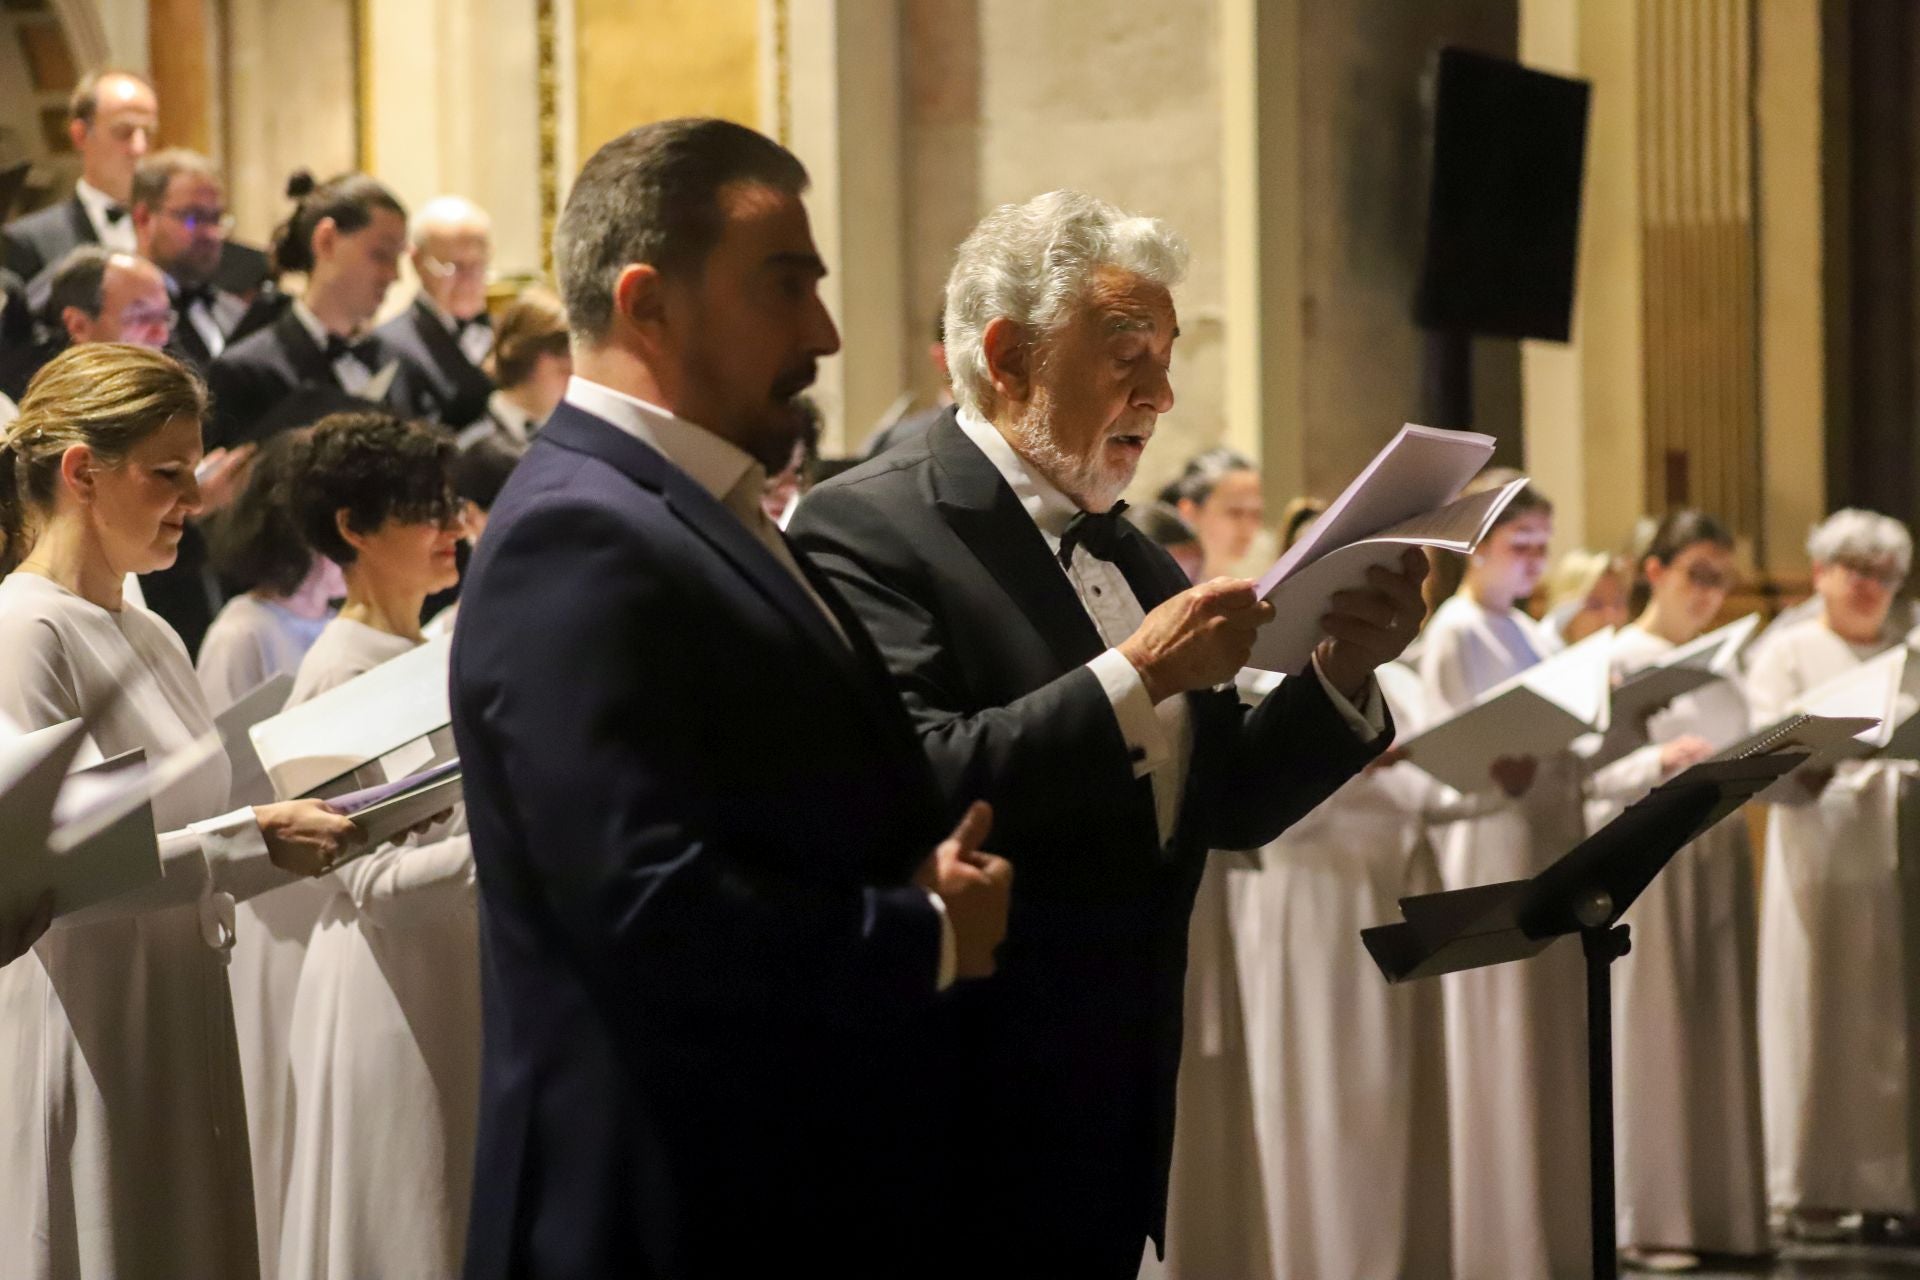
[1363,711,1874,983]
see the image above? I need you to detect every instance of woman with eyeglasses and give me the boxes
[0,344,360,1279]
[270,411,479,1280]
[1584,510,1767,1270]
[1749,508,1920,1245]
[206,171,429,449]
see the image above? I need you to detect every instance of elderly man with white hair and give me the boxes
[790,190,1427,1275]
[1749,507,1920,1242]
[376,193,496,427]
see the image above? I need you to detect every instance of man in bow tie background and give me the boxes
[2,69,156,291]
[790,188,1430,1277]
[129,149,250,372]
[378,194,497,429]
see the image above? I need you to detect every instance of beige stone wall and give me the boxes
[222,0,357,246]
[902,0,1227,500]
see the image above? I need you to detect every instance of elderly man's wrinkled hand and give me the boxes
[1315,549,1429,698]
[1119,578,1276,705]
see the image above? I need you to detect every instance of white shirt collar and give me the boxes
[73,179,130,248]
[563,375,759,506]
[290,299,335,347]
[952,403,1082,543]
[486,390,533,444]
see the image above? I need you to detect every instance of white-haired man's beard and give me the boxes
[1005,386,1140,514]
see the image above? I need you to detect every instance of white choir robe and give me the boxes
[274,617,480,1280]
[0,571,298,1280]
[201,590,334,1279]
[1419,593,1592,1280]
[196,592,333,713]
[1748,617,1920,1214]
[1585,626,1767,1254]
[1155,661,1458,1280]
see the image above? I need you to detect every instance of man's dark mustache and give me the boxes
[773,364,818,399]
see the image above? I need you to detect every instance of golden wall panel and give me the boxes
[574,0,759,160]
[1637,0,1761,538]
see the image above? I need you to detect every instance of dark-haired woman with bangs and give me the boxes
[207,172,429,448]
[1586,510,1766,1268]
[271,411,480,1280]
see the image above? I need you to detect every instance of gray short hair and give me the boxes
[555,118,809,342]
[1808,507,1913,575]
[942,190,1190,417]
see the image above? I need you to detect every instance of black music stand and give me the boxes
[1361,749,1811,1280]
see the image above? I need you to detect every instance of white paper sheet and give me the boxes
[251,635,452,800]
[214,672,295,809]
[1249,478,1529,674]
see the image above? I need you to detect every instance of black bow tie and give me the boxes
[323,334,383,369]
[176,283,215,314]
[1057,501,1130,570]
[453,313,492,337]
[103,203,126,225]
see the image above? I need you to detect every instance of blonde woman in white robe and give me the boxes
[0,345,359,1280]
[272,411,480,1280]
[1749,508,1920,1239]
[1583,510,1766,1268]
[1418,473,1594,1280]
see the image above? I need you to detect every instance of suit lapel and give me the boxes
[537,405,899,722]
[66,198,97,249]
[926,413,1107,673]
[274,311,342,387]
[410,301,493,403]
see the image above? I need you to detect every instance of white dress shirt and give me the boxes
[423,295,495,366]
[167,273,229,358]
[564,377,955,985]
[953,405,1385,847]
[74,179,136,253]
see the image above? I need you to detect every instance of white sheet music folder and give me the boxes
[1397,628,1615,794]
[250,635,452,801]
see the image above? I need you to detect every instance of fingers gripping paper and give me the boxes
[1246,423,1516,675]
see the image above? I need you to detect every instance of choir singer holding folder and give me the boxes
[789,190,1428,1276]
[450,119,1012,1279]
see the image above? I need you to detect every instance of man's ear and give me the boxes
[66,118,88,154]
[312,217,340,264]
[611,263,668,336]
[982,317,1033,404]
[60,307,94,346]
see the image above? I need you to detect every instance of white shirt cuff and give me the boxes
[925,889,956,991]
[1310,653,1388,740]
[188,806,287,903]
[1088,647,1172,779]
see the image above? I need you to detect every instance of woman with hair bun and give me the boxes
[207,171,428,449]
[0,342,361,1279]
[1587,510,1766,1269]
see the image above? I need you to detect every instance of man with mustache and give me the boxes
[790,190,1429,1275]
[449,118,1012,1278]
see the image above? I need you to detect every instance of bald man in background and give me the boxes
[377,194,496,428]
[0,246,173,404]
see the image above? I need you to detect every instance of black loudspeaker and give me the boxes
[1414,47,1592,344]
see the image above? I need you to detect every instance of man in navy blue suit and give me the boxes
[449,118,1012,1279]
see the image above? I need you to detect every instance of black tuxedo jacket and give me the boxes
[205,309,432,447]
[451,400,954,1278]
[789,409,1389,1269]
[376,297,494,428]
[1,196,93,285]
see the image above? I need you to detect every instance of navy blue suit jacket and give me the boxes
[450,400,951,1278]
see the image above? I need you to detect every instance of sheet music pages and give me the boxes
[1398,628,1615,793]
